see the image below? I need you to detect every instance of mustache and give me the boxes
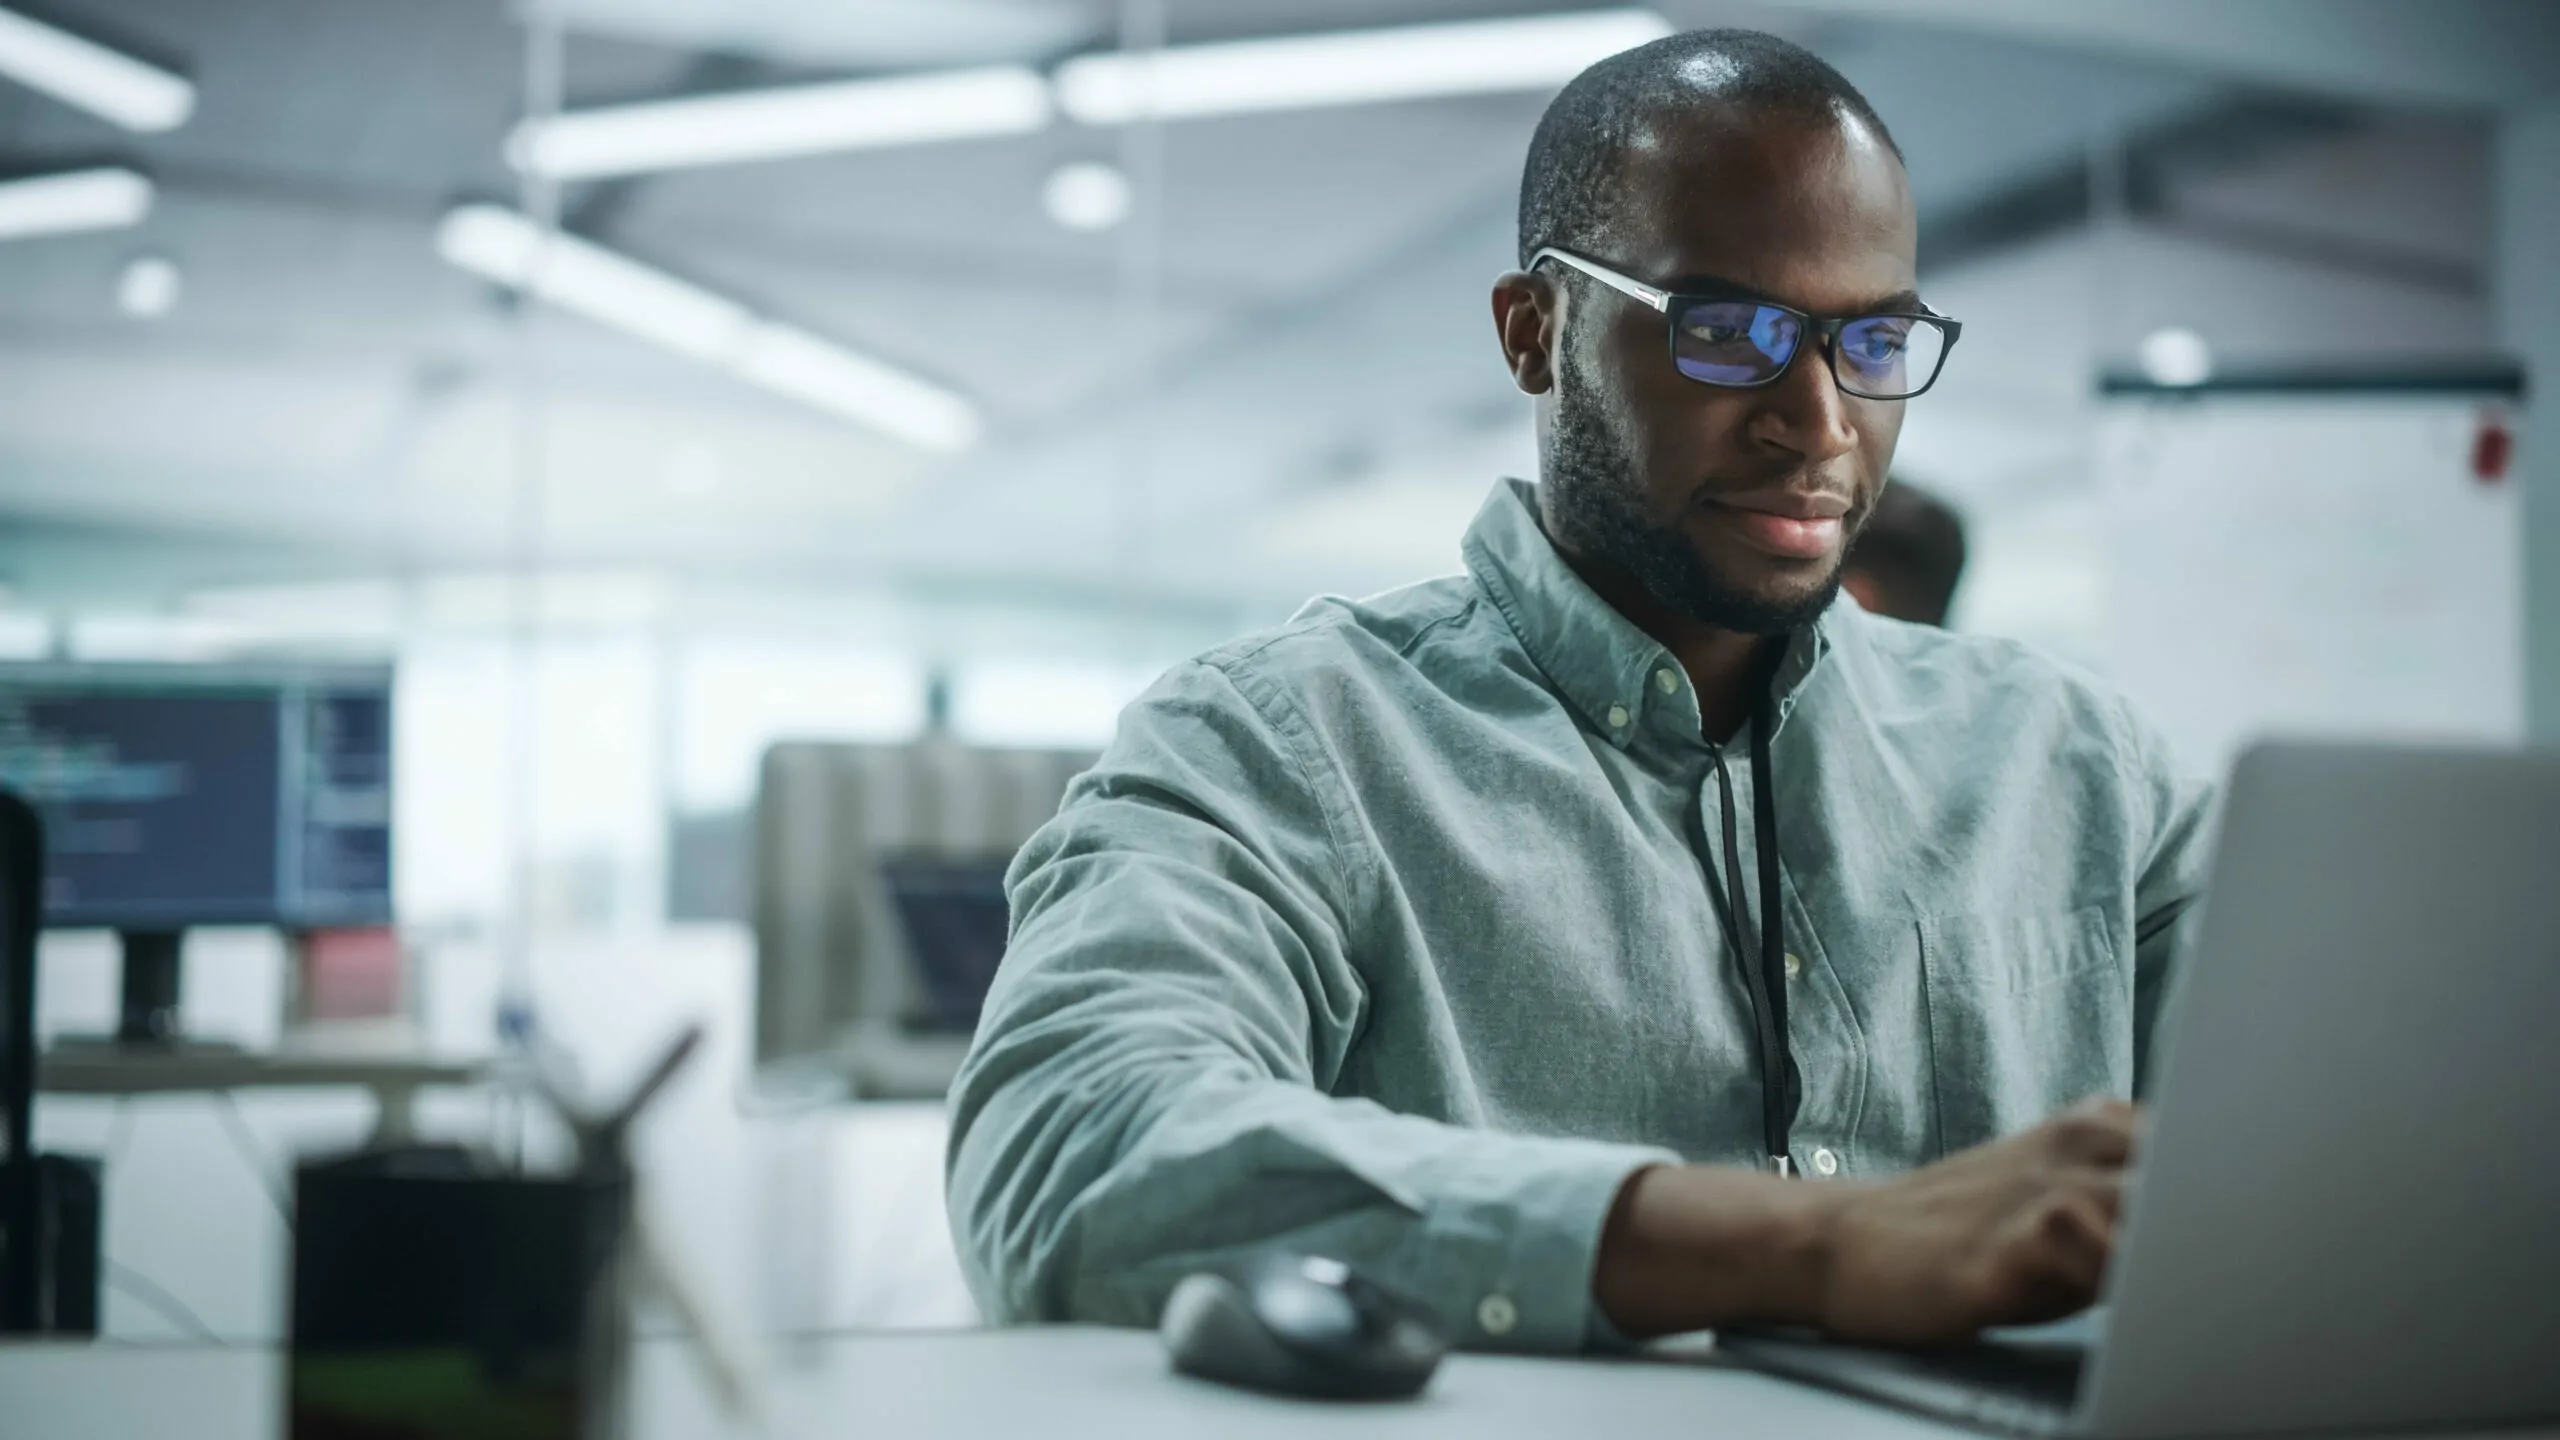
[1688,473,1865,517]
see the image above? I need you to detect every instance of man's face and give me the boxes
[1511,110,1918,634]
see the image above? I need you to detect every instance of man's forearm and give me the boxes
[1590,1163,1841,1338]
[1595,1101,2144,1346]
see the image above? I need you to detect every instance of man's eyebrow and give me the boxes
[1661,271,1780,302]
[1663,274,1930,315]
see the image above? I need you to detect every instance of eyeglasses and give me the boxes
[1531,246,1961,401]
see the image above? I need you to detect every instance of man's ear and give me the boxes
[1491,271,1558,396]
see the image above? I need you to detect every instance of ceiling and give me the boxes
[0,0,2549,640]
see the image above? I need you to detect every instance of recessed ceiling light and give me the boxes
[1043,161,1131,232]
[2138,327,2214,388]
[0,6,194,131]
[116,253,181,317]
[0,167,152,242]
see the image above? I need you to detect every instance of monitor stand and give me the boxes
[118,929,184,1045]
[47,929,243,1057]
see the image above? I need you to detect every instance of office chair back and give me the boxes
[2,787,43,1329]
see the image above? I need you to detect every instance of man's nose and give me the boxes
[1747,338,1860,464]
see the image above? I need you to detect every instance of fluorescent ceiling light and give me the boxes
[436,204,980,452]
[438,203,751,361]
[0,167,152,241]
[507,65,1052,180]
[1054,8,1673,124]
[737,322,980,452]
[0,6,194,131]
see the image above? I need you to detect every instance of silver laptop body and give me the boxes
[1721,741,2560,1438]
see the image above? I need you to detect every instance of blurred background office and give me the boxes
[0,0,2552,1351]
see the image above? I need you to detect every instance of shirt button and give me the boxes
[1812,1146,1840,1177]
[1654,667,1679,695]
[1784,953,1803,981]
[1606,704,1630,730]
[1476,1293,1518,1337]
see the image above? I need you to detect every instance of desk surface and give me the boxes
[37,1043,487,1095]
[3,1326,2553,1440]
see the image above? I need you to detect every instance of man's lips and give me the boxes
[1700,488,1852,561]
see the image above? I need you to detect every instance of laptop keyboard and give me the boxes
[1920,1339,2086,1406]
[1718,1329,2089,1437]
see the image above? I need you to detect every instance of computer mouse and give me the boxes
[1159,1253,1449,1400]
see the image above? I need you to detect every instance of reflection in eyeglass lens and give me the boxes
[1676,301,1799,384]
[1674,303,1946,396]
[1844,317,1951,397]
[1840,316,1912,387]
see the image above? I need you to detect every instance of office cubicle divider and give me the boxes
[752,737,1095,1099]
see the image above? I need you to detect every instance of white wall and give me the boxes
[2497,104,2560,742]
[1903,205,2492,669]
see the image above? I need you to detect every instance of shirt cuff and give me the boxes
[1411,1141,1677,1354]
[1585,1293,1640,1353]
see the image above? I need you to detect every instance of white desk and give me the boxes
[2,1327,2553,1440]
[38,1042,491,1145]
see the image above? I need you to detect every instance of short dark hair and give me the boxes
[1845,480,1968,626]
[1518,28,1902,269]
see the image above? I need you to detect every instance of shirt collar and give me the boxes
[1460,476,1837,751]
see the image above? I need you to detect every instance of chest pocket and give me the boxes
[1919,906,2131,1155]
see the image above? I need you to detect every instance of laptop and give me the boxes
[1718,741,2560,1438]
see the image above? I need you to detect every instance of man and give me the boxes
[947,29,2208,1352]
[1843,479,1968,626]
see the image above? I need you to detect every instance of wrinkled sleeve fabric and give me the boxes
[944,656,1674,1353]
[2116,698,2218,1098]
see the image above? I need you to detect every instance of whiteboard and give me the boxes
[2100,392,2524,776]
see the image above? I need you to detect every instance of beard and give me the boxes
[1541,350,1848,637]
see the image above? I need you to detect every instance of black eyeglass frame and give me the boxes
[1530,245,1964,401]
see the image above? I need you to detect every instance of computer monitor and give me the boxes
[0,662,395,1044]
[878,854,1012,1033]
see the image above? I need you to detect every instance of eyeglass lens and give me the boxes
[1672,300,1949,398]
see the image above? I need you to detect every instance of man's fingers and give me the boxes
[1993,1190,2114,1322]
[2063,1167,2125,1230]
[2039,1187,2116,1257]
[2046,1097,2139,1168]
[1830,1110,2139,1340]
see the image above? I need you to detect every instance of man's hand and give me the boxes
[1592,1097,2138,1343]
[1810,1096,2134,1343]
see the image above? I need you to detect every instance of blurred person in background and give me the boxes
[1841,479,1968,626]
[950,29,2205,1354]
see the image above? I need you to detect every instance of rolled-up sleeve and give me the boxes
[944,657,1672,1353]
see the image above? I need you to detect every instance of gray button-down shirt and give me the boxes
[947,477,2212,1353]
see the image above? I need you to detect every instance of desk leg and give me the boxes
[366,1080,420,1148]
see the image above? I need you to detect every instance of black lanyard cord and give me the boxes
[1704,682,1798,1173]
